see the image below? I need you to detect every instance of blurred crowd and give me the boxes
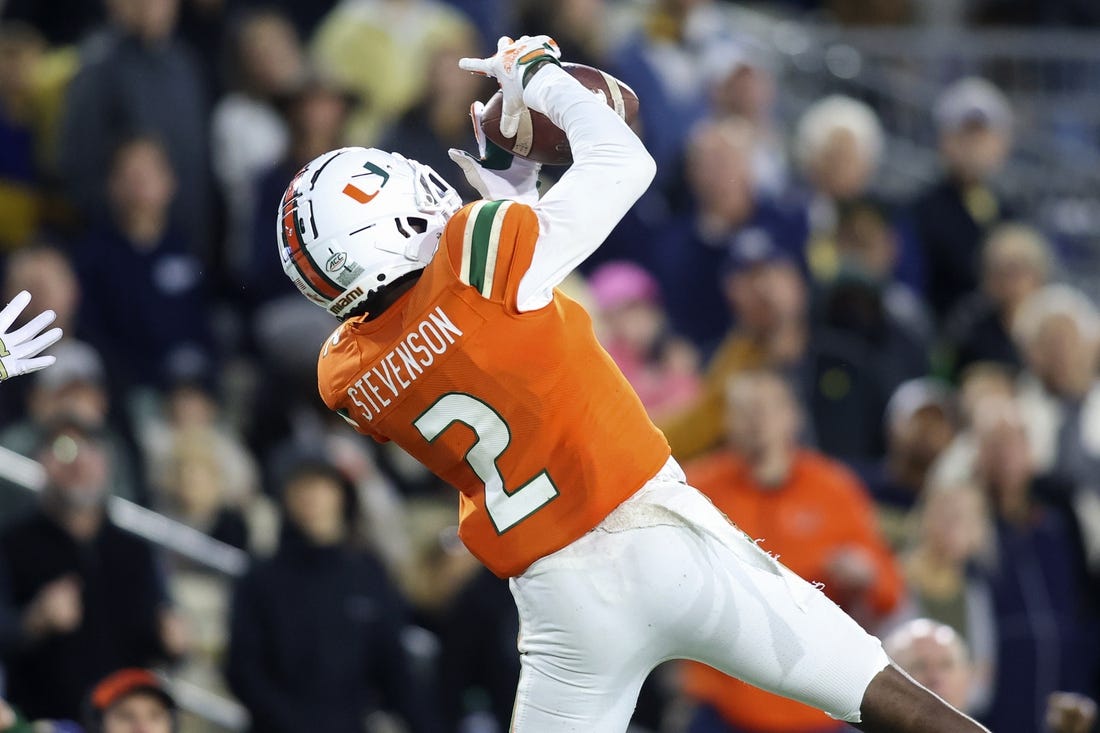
[0,0,1098,732]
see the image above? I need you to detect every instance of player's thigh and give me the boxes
[506,524,684,732]
[509,649,647,733]
[653,483,889,723]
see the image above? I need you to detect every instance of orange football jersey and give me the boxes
[318,200,671,577]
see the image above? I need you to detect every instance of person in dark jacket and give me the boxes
[969,396,1098,732]
[226,459,437,733]
[911,78,1015,321]
[73,136,214,392]
[945,223,1051,377]
[0,418,182,721]
[57,0,209,256]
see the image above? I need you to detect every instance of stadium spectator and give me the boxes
[795,95,905,287]
[809,206,932,465]
[0,340,141,519]
[0,417,184,721]
[884,619,974,712]
[589,260,702,421]
[244,71,356,312]
[703,43,788,196]
[946,223,1052,376]
[310,0,477,145]
[886,618,1099,733]
[912,77,1014,320]
[0,244,81,427]
[149,426,255,553]
[609,0,730,188]
[682,370,904,733]
[901,480,994,708]
[212,9,303,283]
[827,198,933,346]
[226,459,438,733]
[658,117,808,351]
[1012,284,1100,490]
[57,0,209,256]
[659,230,810,462]
[929,361,1018,488]
[84,668,176,733]
[72,136,214,394]
[0,23,47,251]
[860,377,957,547]
[436,564,519,732]
[380,37,491,203]
[969,395,1097,733]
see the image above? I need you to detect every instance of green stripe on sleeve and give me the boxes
[467,200,505,292]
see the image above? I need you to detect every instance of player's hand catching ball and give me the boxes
[459,34,561,139]
[448,100,540,204]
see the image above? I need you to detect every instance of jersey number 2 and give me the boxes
[414,393,559,534]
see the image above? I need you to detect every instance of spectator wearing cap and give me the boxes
[659,229,811,462]
[0,418,184,721]
[912,77,1015,321]
[57,0,209,257]
[859,378,956,548]
[589,260,701,421]
[226,459,438,733]
[0,339,141,521]
[84,668,175,733]
[72,135,214,395]
[657,117,808,352]
[682,370,903,733]
[945,223,1053,377]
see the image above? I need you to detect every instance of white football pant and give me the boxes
[508,459,891,732]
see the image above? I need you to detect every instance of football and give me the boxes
[479,62,640,166]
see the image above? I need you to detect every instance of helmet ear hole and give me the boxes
[394,216,429,237]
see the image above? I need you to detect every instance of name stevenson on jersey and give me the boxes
[342,305,463,422]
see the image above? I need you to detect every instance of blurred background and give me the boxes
[0,0,1098,732]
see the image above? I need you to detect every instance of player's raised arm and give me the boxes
[459,36,656,310]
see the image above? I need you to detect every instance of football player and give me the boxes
[279,35,988,733]
[0,290,62,383]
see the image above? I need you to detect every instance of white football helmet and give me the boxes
[278,147,462,318]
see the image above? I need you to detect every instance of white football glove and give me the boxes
[459,34,561,139]
[448,101,541,205]
[0,290,62,382]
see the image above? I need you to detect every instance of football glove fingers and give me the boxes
[0,291,62,382]
[459,35,561,139]
[448,147,540,206]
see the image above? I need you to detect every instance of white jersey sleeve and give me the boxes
[514,65,657,313]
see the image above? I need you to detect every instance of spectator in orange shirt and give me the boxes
[682,369,904,733]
